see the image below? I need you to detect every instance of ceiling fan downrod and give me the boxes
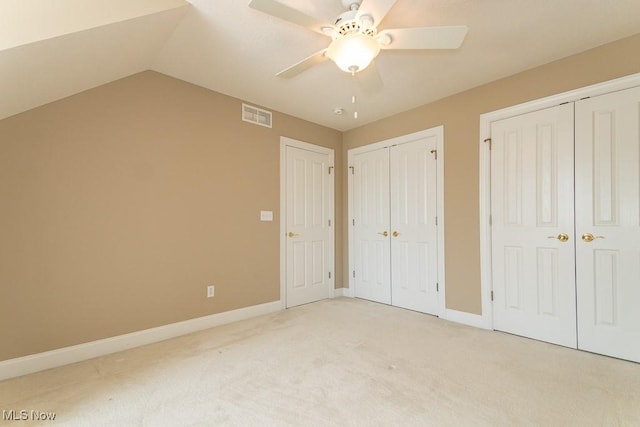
[342,0,362,12]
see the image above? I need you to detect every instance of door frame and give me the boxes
[347,126,446,315]
[280,136,335,309]
[479,72,640,329]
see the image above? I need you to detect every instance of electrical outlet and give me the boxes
[207,285,215,298]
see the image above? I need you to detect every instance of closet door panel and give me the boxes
[390,138,439,314]
[490,103,577,348]
[575,86,640,363]
[352,148,391,304]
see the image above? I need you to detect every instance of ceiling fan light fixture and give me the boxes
[326,32,380,74]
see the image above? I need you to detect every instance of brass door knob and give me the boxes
[581,233,604,242]
[288,232,299,238]
[378,231,388,237]
[547,233,569,242]
[392,231,400,237]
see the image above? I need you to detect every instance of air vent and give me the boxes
[242,103,272,128]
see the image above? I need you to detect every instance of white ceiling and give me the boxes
[2,0,640,131]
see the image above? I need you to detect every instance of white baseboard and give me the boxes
[336,290,489,329]
[333,287,353,298]
[442,308,492,330]
[0,300,282,381]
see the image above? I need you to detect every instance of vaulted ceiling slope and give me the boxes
[2,1,640,131]
[0,0,189,120]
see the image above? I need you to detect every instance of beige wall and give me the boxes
[343,33,640,314]
[0,71,342,361]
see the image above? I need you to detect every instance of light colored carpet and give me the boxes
[1,297,639,426]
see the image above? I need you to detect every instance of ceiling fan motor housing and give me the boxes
[333,10,377,38]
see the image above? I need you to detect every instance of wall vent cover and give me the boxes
[242,103,272,128]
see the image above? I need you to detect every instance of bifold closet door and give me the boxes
[491,86,640,362]
[352,138,439,314]
[575,86,640,362]
[490,103,578,348]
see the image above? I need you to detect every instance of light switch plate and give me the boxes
[260,210,273,221]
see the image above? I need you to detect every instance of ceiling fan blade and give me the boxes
[356,61,383,93]
[357,0,397,27]
[379,25,469,50]
[276,50,328,78]
[248,0,329,35]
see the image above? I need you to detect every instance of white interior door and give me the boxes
[285,145,333,308]
[352,147,391,304]
[390,138,439,314]
[491,103,577,348]
[575,86,640,362]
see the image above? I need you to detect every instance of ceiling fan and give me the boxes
[248,0,468,78]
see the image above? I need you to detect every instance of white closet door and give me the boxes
[285,145,333,308]
[352,148,391,304]
[390,138,439,314]
[491,103,577,348]
[575,86,640,362]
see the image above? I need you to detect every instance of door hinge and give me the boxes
[491,290,494,301]
[328,166,334,175]
[484,138,492,150]
[329,272,332,279]
[435,216,438,226]
[349,166,355,175]
[328,219,331,226]
[436,282,439,292]
[352,270,356,278]
[489,214,492,226]
[430,149,437,160]
[352,219,355,226]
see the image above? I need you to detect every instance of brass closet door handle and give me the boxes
[392,231,400,237]
[547,233,569,242]
[378,231,388,237]
[581,233,604,242]
[288,232,299,238]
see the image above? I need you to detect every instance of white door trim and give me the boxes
[280,137,335,310]
[347,126,446,315]
[479,72,640,330]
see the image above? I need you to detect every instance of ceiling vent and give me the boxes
[242,103,272,128]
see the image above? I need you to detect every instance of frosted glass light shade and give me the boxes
[326,33,380,73]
